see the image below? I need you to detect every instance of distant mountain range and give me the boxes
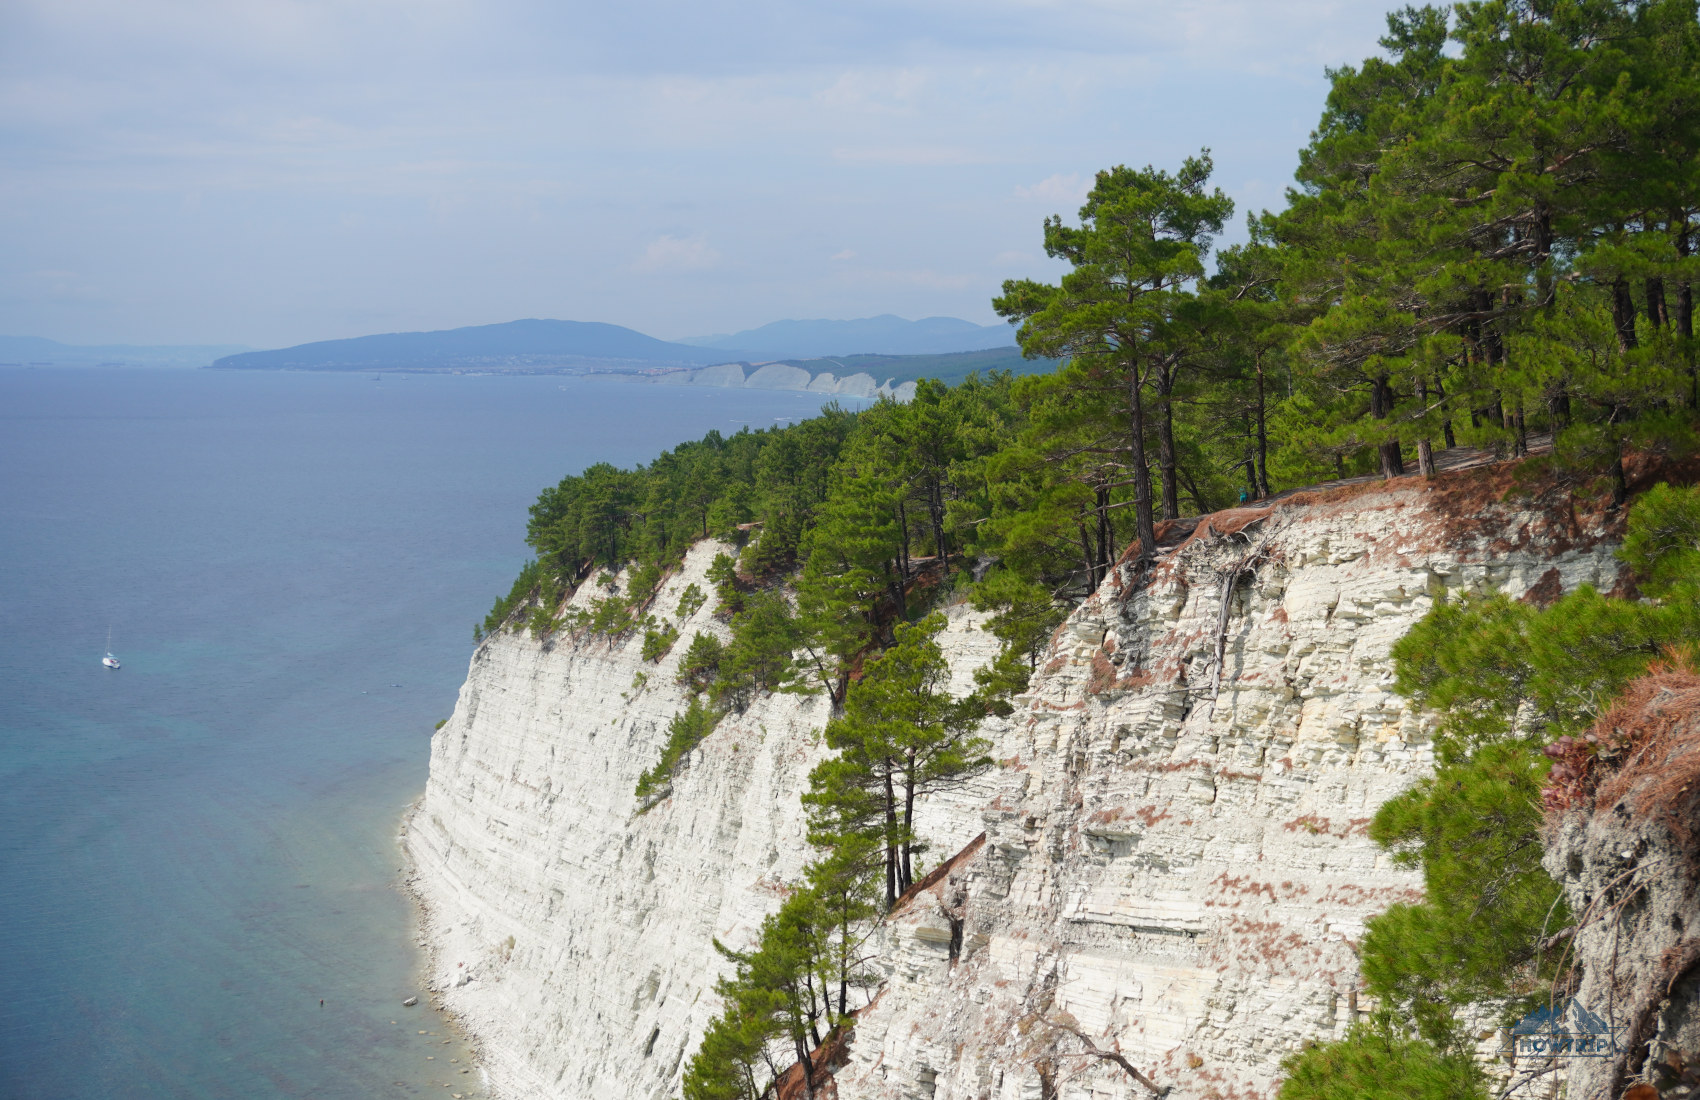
[211,319,732,372]
[683,315,1016,358]
[0,335,251,369]
[4,315,1028,376]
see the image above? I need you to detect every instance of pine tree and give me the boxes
[804,613,991,908]
[995,153,1233,558]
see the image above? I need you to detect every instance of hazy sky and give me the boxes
[1,1,1396,348]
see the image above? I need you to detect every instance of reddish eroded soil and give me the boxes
[1118,444,1700,587]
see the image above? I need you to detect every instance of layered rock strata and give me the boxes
[406,542,999,1100]
[412,469,1627,1100]
[836,475,1627,1100]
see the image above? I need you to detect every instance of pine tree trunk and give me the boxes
[1370,373,1404,479]
[900,758,916,895]
[1478,288,1504,373]
[883,767,897,910]
[895,499,910,580]
[1414,376,1435,477]
[801,971,821,1049]
[1180,465,1209,514]
[1254,354,1271,498]
[930,479,947,565]
[1157,367,1180,521]
[1611,443,1629,510]
[1077,521,1097,594]
[1647,277,1669,329]
[1128,363,1157,559]
[1534,211,1555,307]
[1613,278,1640,352]
[795,1033,815,1099]
[1547,373,1571,432]
[1096,484,1114,576]
[1678,229,1695,409]
[885,560,906,624]
[838,911,849,1017]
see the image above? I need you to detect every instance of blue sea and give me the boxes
[0,367,858,1099]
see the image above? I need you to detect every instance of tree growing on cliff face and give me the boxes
[803,613,992,909]
[804,831,884,1019]
[683,889,840,1100]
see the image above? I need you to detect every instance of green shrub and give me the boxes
[1619,482,1700,598]
[642,621,679,662]
[678,632,725,693]
[1278,1019,1486,1100]
[479,560,544,640]
[627,562,664,608]
[712,591,801,710]
[565,594,637,637]
[526,603,559,637]
[707,552,742,615]
[676,583,707,620]
[1335,484,1700,1077]
[635,699,721,801]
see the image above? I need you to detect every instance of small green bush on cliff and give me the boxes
[476,559,543,642]
[641,621,678,662]
[675,582,707,620]
[634,699,721,802]
[1279,1018,1486,1100]
[677,631,724,694]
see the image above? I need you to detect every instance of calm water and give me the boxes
[0,367,854,1099]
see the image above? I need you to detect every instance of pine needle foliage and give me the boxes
[1284,485,1700,1096]
[1279,1018,1487,1100]
[633,699,721,803]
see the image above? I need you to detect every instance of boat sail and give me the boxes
[102,627,120,670]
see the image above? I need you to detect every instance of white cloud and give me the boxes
[831,249,856,261]
[633,234,721,274]
[1014,172,1088,205]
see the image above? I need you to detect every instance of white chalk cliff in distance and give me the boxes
[655,362,918,401]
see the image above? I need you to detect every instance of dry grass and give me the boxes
[1545,658,1700,819]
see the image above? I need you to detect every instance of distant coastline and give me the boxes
[204,346,1056,393]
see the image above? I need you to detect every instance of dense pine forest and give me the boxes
[477,3,1700,1097]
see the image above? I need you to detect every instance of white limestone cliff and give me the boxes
[409,468,1627,1100]
[653,362,918,400]
[406,541,999,1099]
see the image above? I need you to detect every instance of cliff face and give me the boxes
[410,471,1627,1100]
[406,542,1000,1099]
[1543,667,1700,1099]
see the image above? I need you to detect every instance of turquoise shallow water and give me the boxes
[0,367,856,1098]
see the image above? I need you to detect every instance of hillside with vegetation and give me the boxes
[473,3,1700,1097]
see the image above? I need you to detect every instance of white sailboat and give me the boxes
[102,627,120,670]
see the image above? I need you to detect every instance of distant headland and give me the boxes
[205,316,1054,392]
